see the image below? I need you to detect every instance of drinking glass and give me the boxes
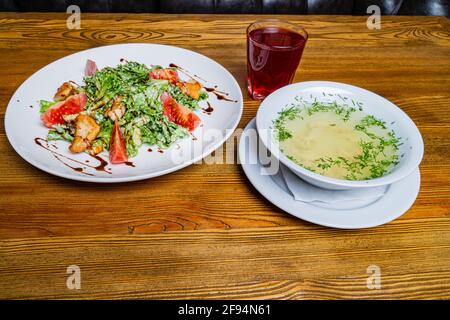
[247,20,308,100]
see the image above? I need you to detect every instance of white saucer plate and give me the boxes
[239,118,420,229]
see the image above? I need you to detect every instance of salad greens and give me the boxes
[43,61,207,158]
[39,99,57,113]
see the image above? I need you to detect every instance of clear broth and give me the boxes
[279,109,399,180]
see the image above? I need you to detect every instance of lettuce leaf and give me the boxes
[39,100,58,113]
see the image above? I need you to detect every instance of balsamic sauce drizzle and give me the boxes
[202,101,214,114]
[34,137,112,175]
[90,154,110,173]
[169,63,237,103]
[204,87,237,102]
[54,154,94,176]
[169,63,207,83]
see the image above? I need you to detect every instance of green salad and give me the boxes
[39,60,207,164]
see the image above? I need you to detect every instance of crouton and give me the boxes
[177,80,202,100]
[88,143,103,155]
[69,114,100,153]
[54,82,77,101]
[105,96,126,122]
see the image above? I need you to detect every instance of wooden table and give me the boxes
[0,13,449,300]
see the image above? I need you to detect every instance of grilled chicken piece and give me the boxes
[69,114,100,153]
[70,137,89,153]
[105,97,126,122]
[54,82,77,101]
[88,143,103,156]
[177,80,202,100]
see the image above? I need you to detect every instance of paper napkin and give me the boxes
[280,164,387,203]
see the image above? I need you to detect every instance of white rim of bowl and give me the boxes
[256,81,424,188]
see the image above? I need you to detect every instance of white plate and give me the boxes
[256,81,423,190]
[239,118,420,229]
[5,43,243,183]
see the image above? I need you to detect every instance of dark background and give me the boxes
[0,0,448,16]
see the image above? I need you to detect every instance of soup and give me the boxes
[273,99,401,180]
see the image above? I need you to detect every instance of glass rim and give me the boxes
[247,19,308,50]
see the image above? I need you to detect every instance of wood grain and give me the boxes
[0,13,449,299]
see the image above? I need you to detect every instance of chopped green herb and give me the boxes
[273,95,401,180]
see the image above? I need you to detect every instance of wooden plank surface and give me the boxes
[0,13,449,299]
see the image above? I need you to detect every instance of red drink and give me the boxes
[247,21,308,100]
